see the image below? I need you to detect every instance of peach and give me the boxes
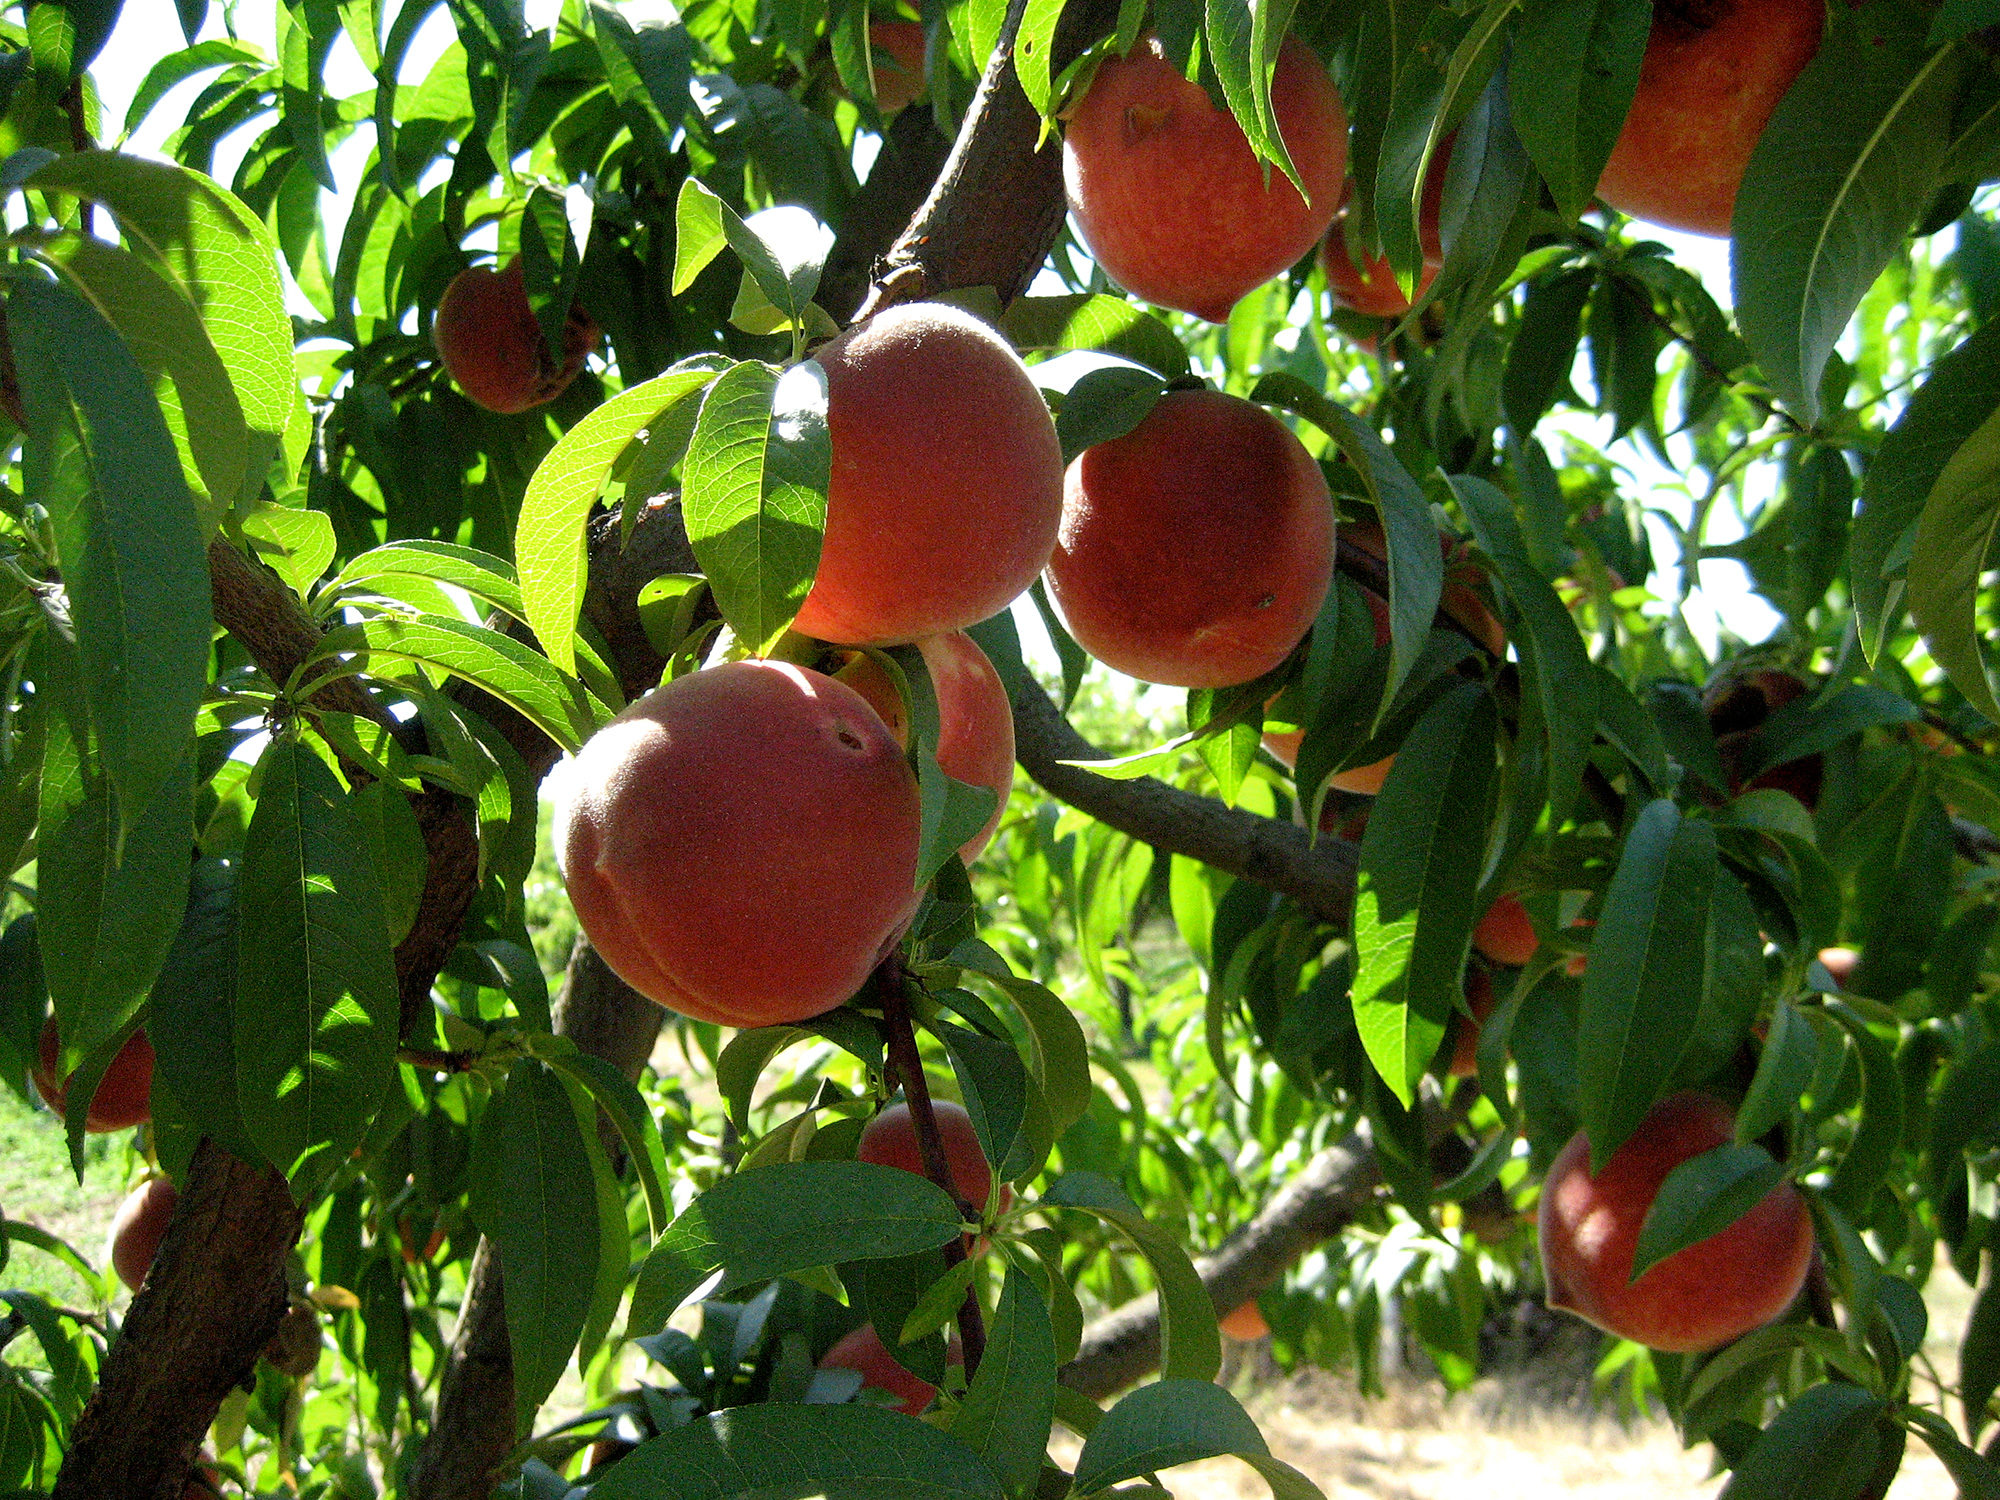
[33,1017,153,1132]
[1816,946,1858,989]
[433,256,599,414]
[555,661,923,1027]
[818,1323,950,1415]
[835,632,1015,864]
[1219,1300,1270,1340]
[1321,142,1451,319]
[858,1097,997,1211]
[1538,1092,1813,1352]
[1563,917,1596,978]
[865,21,927,113]
[1703,668,1821,808]
[1473,894,1538,968]
[793,302,1063,646]
[108,1177,179,1294]
[1447,966,1500,1079]
[1046,389,1332,688]
[1594,0,1824,238]
[1261,591,1395,794]
[1063,34,1348,322]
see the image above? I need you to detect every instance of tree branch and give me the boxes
[1059,1133,1382,1399]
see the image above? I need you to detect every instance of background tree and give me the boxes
[0,0,1989,1497]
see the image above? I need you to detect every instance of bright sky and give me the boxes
[84,5,1806,710]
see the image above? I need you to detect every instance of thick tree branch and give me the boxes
[1060,1134,1381,1399]
[411,939,663,1500]
[820,106,956,324]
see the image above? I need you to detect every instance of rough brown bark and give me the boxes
[819,106,956,324]
[1059,1134,1382,1399]
[410,940,664,1500]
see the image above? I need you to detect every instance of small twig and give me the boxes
[56,78,97,240]
[874,956,988,1381]
[1628,291,1804,435]
[396,1046,482,1073]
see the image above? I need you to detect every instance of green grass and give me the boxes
[0,1083,132,1310]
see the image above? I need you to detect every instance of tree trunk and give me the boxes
[408,940,663,1500]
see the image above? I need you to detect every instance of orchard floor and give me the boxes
[1065,1364,1963,1499]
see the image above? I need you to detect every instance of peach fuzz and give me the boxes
[1538,1092,1813,1353]
[1473,894,1539,968]
[1046,389,1332,689]
[109,1176,180,1294]
[1063,34,1348,323]
[433,256,599,414]
[33,1017,154,1132]
[818,1323,955,1415]
[835,632,1016,864]
[1594,0,1825,238]
[555,660,922,1027]
[792,301,1063,646]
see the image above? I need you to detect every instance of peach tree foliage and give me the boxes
[0,0,1988,1495]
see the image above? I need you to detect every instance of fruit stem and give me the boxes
[875,954,988,1381]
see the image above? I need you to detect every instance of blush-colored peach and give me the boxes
[108,1177,179,1294]
[1063,34,1348,322]
[794,302,1063,646]
[858,1098,996,1210]
[555,661,922,1027]
[33,1017,153,1132]
[1260,591,1395,794]
[1473,894,1539,968]
[1046,390,1332,689]
[867,22,927,112]
[433,257,598,414]
[1538,1092,1813,1353]
[1219,1300,1271,1340]
[1447,966,1500,1079]
[1595,0,1824,238]
[819,1323,951,1415]
[1321,141,1451,319]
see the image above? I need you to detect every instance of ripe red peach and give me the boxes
[555,661,923,1027]
[793,302,1063,646]
[1063,34,1349,322]
[1321,141,1451,319]
[33,1017,153,1132]
[1341,518,1507,658]
[835,632,1015,864]
[1703,667,1821,808]
[433,256,599,414]
[818,1323,951,1415]
[1594,0,1825,238]
[1447,966,1500,1079]
[1046,389,1332,688]
[1538,1092,1814,1352]
[1816,947,1858,989]
[1473,894,1539,968]
[108,1176,180,1294]
[1219,1300,1271,1340]
[866,21,927,113]
[858,1097,996,1211]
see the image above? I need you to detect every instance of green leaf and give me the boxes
[1960,1253,2000,1443]
[243,504,336,601]
[1000,293,1192,380]
[1907,397,2000,723]
[949,1264,1057,1493]
[10,275,211,836]
[950,940,1091,1135]
[935,1017,1040,1184]
[627,1162,964,1337]
[1852,318,2000,662]
[1250,373,1442,728]
[671,177,823,326]
[1054,366,1168,465]
[36,232,251,529]
[145,856,254,1161]
[1074,1379,1326,1500]
[1576,800,1717,1168]
[1507,0,1650,222]
[1502,268,1594,432]
[30,151,302,493]
[1630,1143,1788,1282]
[682,360,829,654]
[1352,684,1497,1106]
[540,1047,673,1236]
[1716,1381,1891,1500]
[300,613,608,754]
[235,733,398,1195]
[468,1057,606,1432]
[1043,1172,1220,1383]
[587,1403,1006,1500]
[1447,474,1594,820]
[1731,10,1961,420]
[515,363,719,675]
[1902,1407,2000,1500]
[1737,1001,1819,1145]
